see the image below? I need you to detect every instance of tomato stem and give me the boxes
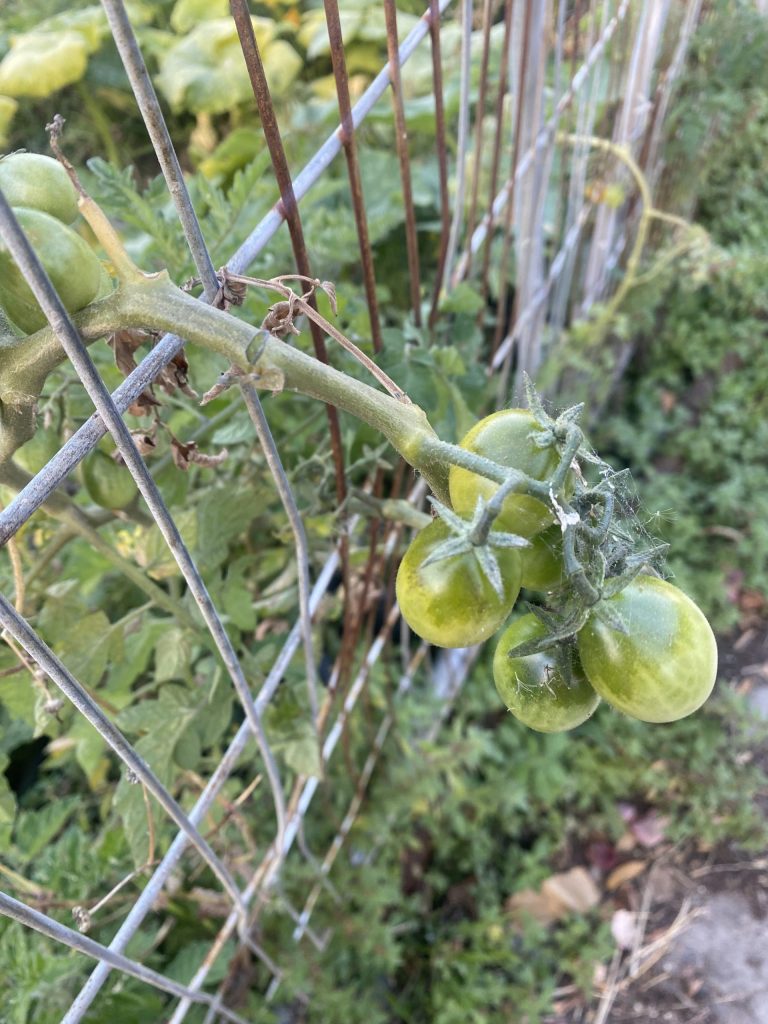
[0,274,573,514]
[467,470,529,546]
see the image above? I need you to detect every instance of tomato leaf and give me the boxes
[156,18,285,114]
[0,32,88,98]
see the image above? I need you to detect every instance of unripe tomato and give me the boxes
[0,207,102,334]
[14,427,60,475]
[577,575,718,723]
[396,519,522,648]
[0,153,79,224]
[519,526,565,591]
[493,615,600,732]
[81,449,138,510]
[0,303,23,340]
[448,409,567,538]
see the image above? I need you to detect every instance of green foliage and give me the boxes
[662,2,768,244]
[593,247,768,627]
[155,17,301,115]
[552,0,768,627]
[241,672,767,1023]
[0,1,765,1019]
[0,0,491,170]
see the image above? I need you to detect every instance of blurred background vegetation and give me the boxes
[0,1,767,1021]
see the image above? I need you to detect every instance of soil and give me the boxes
[575,624,768,1024]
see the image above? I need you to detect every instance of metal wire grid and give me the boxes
[0,0,703,1018]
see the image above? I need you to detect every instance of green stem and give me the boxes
[0,275,546,505]
[468,470,528,546]
[115,277,459,499]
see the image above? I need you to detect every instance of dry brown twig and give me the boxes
[220,271,411,403]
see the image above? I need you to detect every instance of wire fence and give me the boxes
[0,0,709,1018]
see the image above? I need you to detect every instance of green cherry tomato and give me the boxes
[0,303,24,341]
[396,518,522,648]
[14,427,60,475]
[0,153,79,224]
[519,526,565,592]
[448,409,567,538]
[493,615,600,733]
[81,449,138,510]
[0,207,102,334]
[577,575,718,723]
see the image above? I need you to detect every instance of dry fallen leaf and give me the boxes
[616,831,637,853]
[630,811,668,848]
[606,860,647,891]
[508,866,601,926]
[505,888,562,926]
[542,867,600,913]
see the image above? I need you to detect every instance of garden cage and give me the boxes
[0,0,717,1020]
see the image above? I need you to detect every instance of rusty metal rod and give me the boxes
[323,0,384,352]
[383,0,423,325]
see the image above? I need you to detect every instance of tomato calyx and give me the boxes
[424,497,529,600]
[501,603,587,658]
[435,381,671,638]
[524,374,608,473]
[512,630,583,687]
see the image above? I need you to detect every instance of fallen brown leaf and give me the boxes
[541,867,600,913]
[505,887,562,926]
[630,811,668,848]
[606,860,647,891]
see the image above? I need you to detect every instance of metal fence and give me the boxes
[0,0,706,1018]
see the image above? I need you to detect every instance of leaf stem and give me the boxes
[225,274,407,401]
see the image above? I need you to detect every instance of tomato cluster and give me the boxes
[0,153,138,509]
[0,152,103,333]
[397,407,718,732]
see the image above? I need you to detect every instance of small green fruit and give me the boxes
[14,427,60,475]
[81,449,138,510]
[0,153,79,224]
[0,207,102,333]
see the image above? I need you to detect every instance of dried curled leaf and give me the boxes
[109,330,196,414]
[262,300,300,338]
[201,370,241,406]
[170,436,228,471]
[319,280,338,316]
[129,430,157,457]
